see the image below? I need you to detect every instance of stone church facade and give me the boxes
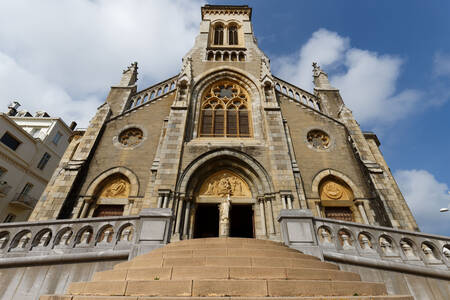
[29,4,418,241]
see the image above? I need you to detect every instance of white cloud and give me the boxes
[394,169,450,236]
[273,29,421,127]
[275,29,349,92]
[0,0,203,126]
[433,51,450,77]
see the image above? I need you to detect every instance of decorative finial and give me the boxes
[119,62,138,86]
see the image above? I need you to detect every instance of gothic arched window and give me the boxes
[199,81,251,138]
[213,24,224,45]
[228,25,238,45]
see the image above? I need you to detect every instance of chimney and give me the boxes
[7,101,20,116]
[69,121,77,130]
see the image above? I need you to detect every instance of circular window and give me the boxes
[307,130,330,150]
[118,128,143,147]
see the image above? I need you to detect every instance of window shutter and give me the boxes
[239,110,249,136]
[227,109,237,136]
[201,109,213,136]
[214,109,225,136]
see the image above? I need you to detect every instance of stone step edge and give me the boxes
[93,266,361,281]
[66,279,387,297]
[41,295,414,300]
[134,253,319,261]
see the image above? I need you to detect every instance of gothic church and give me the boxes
[29,4,419,241]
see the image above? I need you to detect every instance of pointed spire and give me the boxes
[312,62,335,90]
[119,62,138,86]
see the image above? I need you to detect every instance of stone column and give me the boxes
[357,201,369,224]
[80,198,92,218]
[175,196,184,234]
[157,195,163,208]
[265,197,275,235]
[162,194,168,208]
[287,195,293,209]
[315,202,322,218]
[182,200,191,238]
[258,198,267,236]
[218,196,231,237]
[281,195,287,209]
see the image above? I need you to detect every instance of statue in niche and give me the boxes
[318,227,332,245]
[400,241,416,259]
[422,244,440,263]
[201,171,250,197]
[379,236,395,255]
[359,234,373,250]
[99,177,130,198]
[219,195,231,237]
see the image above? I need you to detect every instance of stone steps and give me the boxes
[92,266,361,281]
[134,247,316,259]
[41,295,414,300]
[113,256,337,270]
[40,238,413,299]
[66,279,388,297]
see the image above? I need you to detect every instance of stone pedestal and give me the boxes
[278,209,322,259]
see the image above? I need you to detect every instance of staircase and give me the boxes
[40,237,413,299]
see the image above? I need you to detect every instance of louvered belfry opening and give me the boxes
[199,80,251,138]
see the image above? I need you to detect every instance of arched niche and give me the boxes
[79,167,139,218]
[318,175,357,222]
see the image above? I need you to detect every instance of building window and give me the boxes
[228,25,238,45]
[20,183,33,196]
[37,153,51,170]
[0,132,21,150]
[4,213,16,223]
[213,24,224,45]
[52,131,62,145]
[199,81,251,138]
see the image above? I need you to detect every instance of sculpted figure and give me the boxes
[340,232,352,249]
[379,237,395,255]
[443,246,450,258]
[319,227,332,245]
[359,234,372,250]
[400,241,416,258]
[422,244,440,263]
[38,231,51,247]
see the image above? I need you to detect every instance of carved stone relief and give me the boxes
[199,171,251,197]
[307,130,330,150]
[98,176,130,199]
[320,178,353,201]
[118,128,143,147]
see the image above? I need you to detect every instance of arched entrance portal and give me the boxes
[193,170,254,238]
[175,149,275,240]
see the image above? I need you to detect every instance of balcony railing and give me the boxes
[9,193,38,209]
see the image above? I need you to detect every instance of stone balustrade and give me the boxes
[206,49,247,62]
[126,75,178,111]
[278,210,450,280]
[273,76,322,112]
[0,208,173,266]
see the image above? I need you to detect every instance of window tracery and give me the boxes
[199,81,251,138]
[118,128,143,147]
[307,129,330,150]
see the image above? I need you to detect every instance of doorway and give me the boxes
[230,204,254,238]
[194,204,219,238]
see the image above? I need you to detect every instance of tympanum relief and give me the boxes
[98,176,130,198]
[199,171,251,198]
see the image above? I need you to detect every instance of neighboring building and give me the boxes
[29,4,418,239]
[0,102,74,222]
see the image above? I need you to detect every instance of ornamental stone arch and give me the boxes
[177,148,274,198]
[189,67,264,141]
[311,169,363,199]
[86,167,139,197]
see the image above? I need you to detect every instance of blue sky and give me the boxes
[0,0,448,235]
